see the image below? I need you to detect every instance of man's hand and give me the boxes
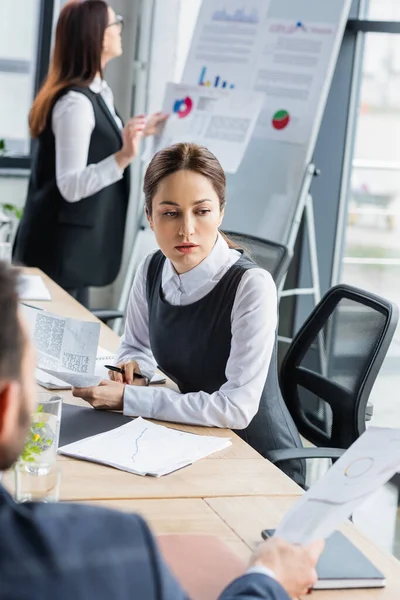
[72,379,125,410]
[249,537,324,598]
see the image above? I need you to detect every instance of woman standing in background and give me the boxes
[13,0,167,306]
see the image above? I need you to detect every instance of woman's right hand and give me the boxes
[108,360,142,385]
[115,116,146,170]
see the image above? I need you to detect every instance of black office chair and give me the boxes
[222,230,292,289]
[267,284,399,471]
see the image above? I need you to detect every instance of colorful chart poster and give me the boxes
[182,2,337,145]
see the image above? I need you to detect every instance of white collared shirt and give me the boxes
[118,234,277,430]
[52,77,124,203]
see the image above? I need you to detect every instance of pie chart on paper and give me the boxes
[272,109,290,130]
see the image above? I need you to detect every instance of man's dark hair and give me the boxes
[0,262,23,380]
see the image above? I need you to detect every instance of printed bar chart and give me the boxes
[199,66,235,89]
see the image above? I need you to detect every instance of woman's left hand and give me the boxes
[143,111,169,136]
[72,379,125,410]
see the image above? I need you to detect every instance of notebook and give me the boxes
[58,415,232,476]
[59,403,133,446]
[262,529,385,589]
[157,535,245,600]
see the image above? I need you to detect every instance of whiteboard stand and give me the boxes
[278,164,321,346]
[113,219,148,333]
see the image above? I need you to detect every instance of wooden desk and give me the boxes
[18,268,400,598]
[206,496,400,599]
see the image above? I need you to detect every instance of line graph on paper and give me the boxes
[131,427,149,464]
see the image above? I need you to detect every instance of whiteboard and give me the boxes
[181,0,352,243]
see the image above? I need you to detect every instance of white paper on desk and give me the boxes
[36,368,71,390]
[22,304,100,378]
[153,83,264,173]
[58,417,232,476]
[275,427,400,544]
[18,274,51,301]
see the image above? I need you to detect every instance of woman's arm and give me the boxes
[114,252,158,380]
[123,268,277,429]
[52,91,125,202]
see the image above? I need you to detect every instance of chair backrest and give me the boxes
[222,231,291,289]
[279,284,398,449]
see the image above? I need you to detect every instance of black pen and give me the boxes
[104,364,149,385]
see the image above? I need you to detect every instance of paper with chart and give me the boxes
[21,304,101,387]
[58,417,232,476]
[155,83,264,173]
[251,19,337,143]
[275,427,400,544]
[182,0,271,91]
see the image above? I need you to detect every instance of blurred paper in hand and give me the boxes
[275,427,400,544]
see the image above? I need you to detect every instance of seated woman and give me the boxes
[75,143,305,485]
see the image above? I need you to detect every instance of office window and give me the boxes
[0,0,41,156]
[367,0,400,21]
[342,33,400,336]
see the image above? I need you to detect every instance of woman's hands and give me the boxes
[115,115,146,169]
[114,111,169,170]
[72,379,125,410]
[72,361,148,410]
[143,111,169,136]
[108,360,148,386]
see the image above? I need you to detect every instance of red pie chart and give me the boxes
[272,110,290,130]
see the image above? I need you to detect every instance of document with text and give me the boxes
[22,305,101,387]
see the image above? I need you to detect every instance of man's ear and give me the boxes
[0,381,21,446]
[145,207,154,231]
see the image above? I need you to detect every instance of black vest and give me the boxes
[13,86,130,288]
[146,251,305,486]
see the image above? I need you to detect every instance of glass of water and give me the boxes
[20,393,62,465]
[0,242,12,265]
[14,462,61,503]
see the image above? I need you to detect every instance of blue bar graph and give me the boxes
[199,66,235,90]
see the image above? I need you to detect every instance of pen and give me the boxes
[104,364,149,385]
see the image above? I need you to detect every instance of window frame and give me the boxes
[0,0,54,170]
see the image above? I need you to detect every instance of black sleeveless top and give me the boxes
[146,250,305,485]
[13,86,130,288]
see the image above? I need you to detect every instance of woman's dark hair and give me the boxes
[143,143,239,249]
[29,0,109,137]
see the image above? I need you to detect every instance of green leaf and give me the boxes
[1,203,23,221]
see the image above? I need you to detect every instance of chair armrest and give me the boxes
[267,447,344,464]
[91,309,124,324]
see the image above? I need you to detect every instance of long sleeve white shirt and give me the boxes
[117,234,278,430]
[52,77,124,203]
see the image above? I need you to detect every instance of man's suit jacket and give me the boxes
[0,484,289,600]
